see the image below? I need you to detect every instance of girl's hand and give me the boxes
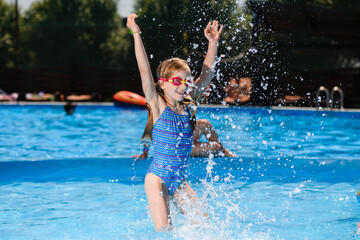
[204,20,223,43]
[131,152,148,161]
[127,13,141,34]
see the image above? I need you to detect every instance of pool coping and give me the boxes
[200,104,360,114]
[1,101,360,113]
[270,106,360,113]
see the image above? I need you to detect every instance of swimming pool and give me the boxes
[1,104,359,239]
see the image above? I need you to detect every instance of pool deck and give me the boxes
[1,101,360,113]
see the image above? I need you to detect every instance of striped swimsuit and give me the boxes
[147,105,193,195]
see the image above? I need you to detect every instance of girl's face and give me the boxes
[162,69,192,102]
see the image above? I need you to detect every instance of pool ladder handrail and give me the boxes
[316,86,330,108]
[330,86,344,108]
[316,86,344,109]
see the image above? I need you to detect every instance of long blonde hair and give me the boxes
[140,58,196,145]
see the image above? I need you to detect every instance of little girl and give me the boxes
[127,13,223,231]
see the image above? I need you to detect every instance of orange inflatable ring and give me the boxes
[113,91,146,107]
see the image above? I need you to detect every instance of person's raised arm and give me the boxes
[127,14,156,103]
[190,21,223,101]
[131,144,149,161]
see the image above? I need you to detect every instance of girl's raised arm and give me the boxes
[190,21,223,101]
[127,14,156,103]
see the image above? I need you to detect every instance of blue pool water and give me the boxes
[1,105,360,239]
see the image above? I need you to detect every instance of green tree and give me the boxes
[134,0,252,75]
[0,0,16,67]
[100,14,136,69]
[182,0,252,76]
[23,0,119,67]
[134,0,188,68]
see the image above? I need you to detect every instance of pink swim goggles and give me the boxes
[159,77,194,87]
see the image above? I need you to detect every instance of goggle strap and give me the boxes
[158,77,188,85]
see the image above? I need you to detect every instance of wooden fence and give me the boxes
[0,65,143,100]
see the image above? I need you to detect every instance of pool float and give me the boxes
[113,91,146,108]
[357,191,360,203]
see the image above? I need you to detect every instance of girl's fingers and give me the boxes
[205,22,211,35]
[218,24,223,34]
[128,14,134,22]
[206,21,211,31]
[127,13,138,28]
[127,17,132,27]
[205,20,222,38]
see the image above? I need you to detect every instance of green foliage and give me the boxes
[135,0,252,76]
[100,14,135,68]
[23,0,119,67]
[182,0,252,76]
[0,0,15,67]
[135,0,187,67]
[3,0,253,71]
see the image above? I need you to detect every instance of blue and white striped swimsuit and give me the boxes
[147,105,193,195]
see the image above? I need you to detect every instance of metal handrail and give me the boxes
[316,86,330,108]
[330,86,344,108]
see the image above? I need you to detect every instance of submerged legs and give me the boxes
[192,119,237,157]
[173,180,209,221]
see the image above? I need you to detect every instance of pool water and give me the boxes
[1,105,359,239]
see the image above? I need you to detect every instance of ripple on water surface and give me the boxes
[0,105,360,239]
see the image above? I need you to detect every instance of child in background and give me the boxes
[127,13,223,231]
[224,76,251,105]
